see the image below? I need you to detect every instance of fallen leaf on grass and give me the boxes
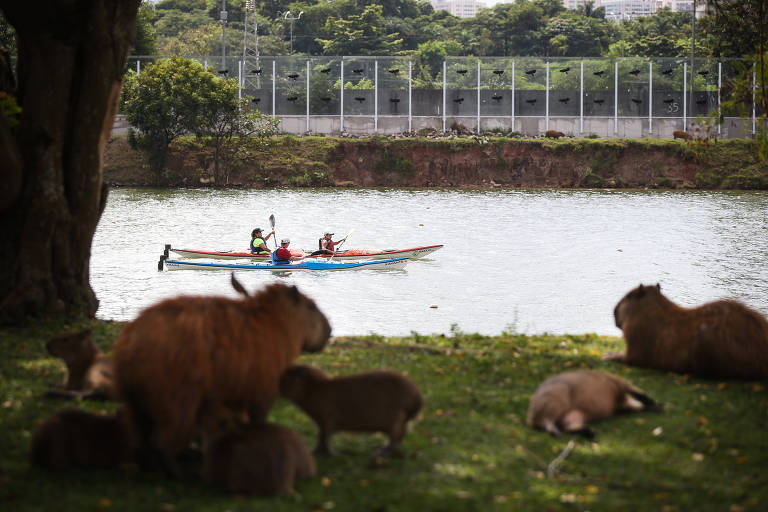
[692,453,705,462]
[321,477,332,487]
[652,427,663,436]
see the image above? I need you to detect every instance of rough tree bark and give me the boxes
[0,1,140,321]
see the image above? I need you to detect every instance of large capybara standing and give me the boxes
[609,284,768,379]
[113,275,331,475]
[46,329,115,400]
[30,407,134,470]
[527,370,662,438]
[279,365,423,456]
[203,422,315,496]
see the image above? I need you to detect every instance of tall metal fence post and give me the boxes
[648,61,653,135]
[579,60,584,134]
[204,60,207,72]
[238,60,242,101]
[442,60,446,133]
[717,61,722,136]
[545,61,550,132]
[306,60,310,133]
[408,61,412,133]
[340,60,344,133]
[476,60,481,133]
[137,60,141,75]
[511,60,515,132]
[614,60,618,135]
[683,62,687,131]
[272,60,276,119]
[375,60,378,133]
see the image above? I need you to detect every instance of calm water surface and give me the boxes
[92,188,768,337]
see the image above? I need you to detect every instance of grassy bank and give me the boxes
[1,319,766,511]
[104,135,768,189]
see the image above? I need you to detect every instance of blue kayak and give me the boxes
[162,257,408,271]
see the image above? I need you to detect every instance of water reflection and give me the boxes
[92,188,768,336]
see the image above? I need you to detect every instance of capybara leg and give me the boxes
[561,410,595,439]
[380,413,407,457]
[314,427,332,457]
[627,390,664,412]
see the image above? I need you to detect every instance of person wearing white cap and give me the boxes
[310,230,348,256]
[271,238,304,264]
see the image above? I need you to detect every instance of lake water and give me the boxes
[92,188,768,337]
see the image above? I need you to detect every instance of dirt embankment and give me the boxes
[102,136,767,189]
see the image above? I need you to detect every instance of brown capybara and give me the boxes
[527,370,662,439]
[279,365,423,456]
[113,274,330,476]
[46,329,115,400]
[673,129,692,141]
[609,284,768,379]
[30,407,134,470]
[203,422,315,496]
[545,129,565,138]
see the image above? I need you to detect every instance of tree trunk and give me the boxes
[0,1,140,321]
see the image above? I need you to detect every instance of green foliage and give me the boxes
[0,91,21,128]
[132,1,159,56]
[374,146,414,176]
[316,5,404,56]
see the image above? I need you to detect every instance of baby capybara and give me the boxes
[609,284,768,379]
[113,275,330,476]
[46,329,114,400]
[673,129,692,141]
[30,407,134,470]
[527,370,662,438]
[279,365,423,456]
[203,423,315,496]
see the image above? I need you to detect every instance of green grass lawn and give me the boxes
[1,319,766,511]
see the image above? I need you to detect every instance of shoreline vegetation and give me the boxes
[2,318,766,511]
[103,135,768,190]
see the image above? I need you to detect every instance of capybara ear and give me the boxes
[288,286,301,303]
[656,283,661,291]
[636,284,645,297]
[231,273,250,298]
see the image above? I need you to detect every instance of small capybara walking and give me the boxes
[279,365,423,456]
[527,370,662,438]
[46,329,115,400]
[673,129,692,141]
[30,407,134,470]
[609,284,768,379]
[203,422,315,496]
[545,129,565,139]
[113,274,331,476]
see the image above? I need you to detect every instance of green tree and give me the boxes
[121,57,213,177]
[132,1,159,55]
[316,5,404,56]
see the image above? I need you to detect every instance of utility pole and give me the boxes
[283,11,303,55]
[220,0,228,73]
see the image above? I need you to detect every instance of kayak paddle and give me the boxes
[269,214,277,248]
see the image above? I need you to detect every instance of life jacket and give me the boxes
[250,237,268,254]
[271,247,292,264]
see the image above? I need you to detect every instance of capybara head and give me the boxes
[280,364,329,400]
[46,330,95,362]
[231,274,331,352]
[614,283,662,329]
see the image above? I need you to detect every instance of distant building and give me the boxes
[430,0,479,18]
[562,0,591,9]
[600,0,655,21]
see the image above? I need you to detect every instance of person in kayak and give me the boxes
[272,238,304,264]
[310,231,348,256]
[250,228,275,254]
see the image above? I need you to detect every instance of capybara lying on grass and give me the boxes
[203,422,315,496]
[527,370,662,438]
[609,284,768,379]
[279,365,423,456]
[545,129,565,138]
[113,274,330,476]
[46,329,115,400]
[30,407,134,470]
[673,129,692,141]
